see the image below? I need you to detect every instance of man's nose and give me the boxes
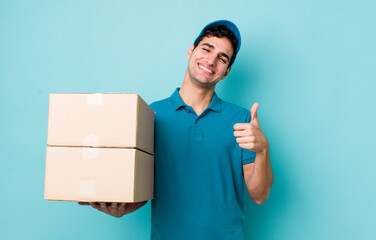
[207,53,217,66]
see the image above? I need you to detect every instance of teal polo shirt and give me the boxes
[150,88,256,240]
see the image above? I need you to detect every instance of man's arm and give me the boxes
[234,103,274,204]
[78,201,148,218]
[243,149,273,204]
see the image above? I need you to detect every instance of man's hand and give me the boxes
[234,103,273,204]
[78,202,127,218]
[233,103,269,152]
[78,201,148,218]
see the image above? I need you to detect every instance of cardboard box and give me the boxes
[45,147,154,202]
[47,93,154,154]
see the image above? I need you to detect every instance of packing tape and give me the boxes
[82,148,99,160]
[83,134,99,146]
[86,93,102,105]
[79,180,96,199]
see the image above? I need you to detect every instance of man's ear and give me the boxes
[221,66,232,80]
[186,44,194,59]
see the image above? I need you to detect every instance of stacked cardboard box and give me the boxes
[44,93,154,203]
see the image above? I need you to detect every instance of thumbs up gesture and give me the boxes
[234,103,269,153]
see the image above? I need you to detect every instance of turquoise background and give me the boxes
[1,0,375,239]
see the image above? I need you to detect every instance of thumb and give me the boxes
[250,102,259,123]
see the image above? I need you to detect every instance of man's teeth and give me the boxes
[199,65,213,74]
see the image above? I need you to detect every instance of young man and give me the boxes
[80,20,273,240]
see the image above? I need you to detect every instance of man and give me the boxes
[80,20,273,240]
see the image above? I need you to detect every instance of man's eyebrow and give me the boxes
[201,43,230,61]
[202,43,214,49]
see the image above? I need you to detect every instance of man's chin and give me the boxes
[193,79,219,89]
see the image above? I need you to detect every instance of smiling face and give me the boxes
[186,36,234,89]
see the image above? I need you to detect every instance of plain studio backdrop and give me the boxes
[0,0,375,239]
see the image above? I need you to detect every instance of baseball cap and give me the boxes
[194,20,241,55]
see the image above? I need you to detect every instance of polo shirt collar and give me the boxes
[170,88,221,113]
[170,88,186,110]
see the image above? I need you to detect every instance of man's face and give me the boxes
[186,36,234,88]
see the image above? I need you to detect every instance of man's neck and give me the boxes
[179,75,215,116]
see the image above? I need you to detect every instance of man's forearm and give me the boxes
[246,149,273,204]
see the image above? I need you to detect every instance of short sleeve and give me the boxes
[241,111,256,165]
[242,149,256,165]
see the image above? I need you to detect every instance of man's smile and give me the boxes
[198,63,214,75]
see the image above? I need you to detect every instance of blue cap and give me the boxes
[194,20,241,55]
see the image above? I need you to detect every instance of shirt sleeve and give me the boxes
[241,111,256,165]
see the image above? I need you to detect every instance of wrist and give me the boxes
[257,142,269,154]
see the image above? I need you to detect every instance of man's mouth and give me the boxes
[199,64,214,75]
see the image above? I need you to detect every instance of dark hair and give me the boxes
[193,25,239,67]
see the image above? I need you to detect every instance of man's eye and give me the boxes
[220,58,227,64]
[203,48,209,52]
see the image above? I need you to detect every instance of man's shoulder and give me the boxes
[150,96,171,111]
[219,98,250,116]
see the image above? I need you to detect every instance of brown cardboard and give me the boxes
[47,93,154,154]
[44,146,154,202]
